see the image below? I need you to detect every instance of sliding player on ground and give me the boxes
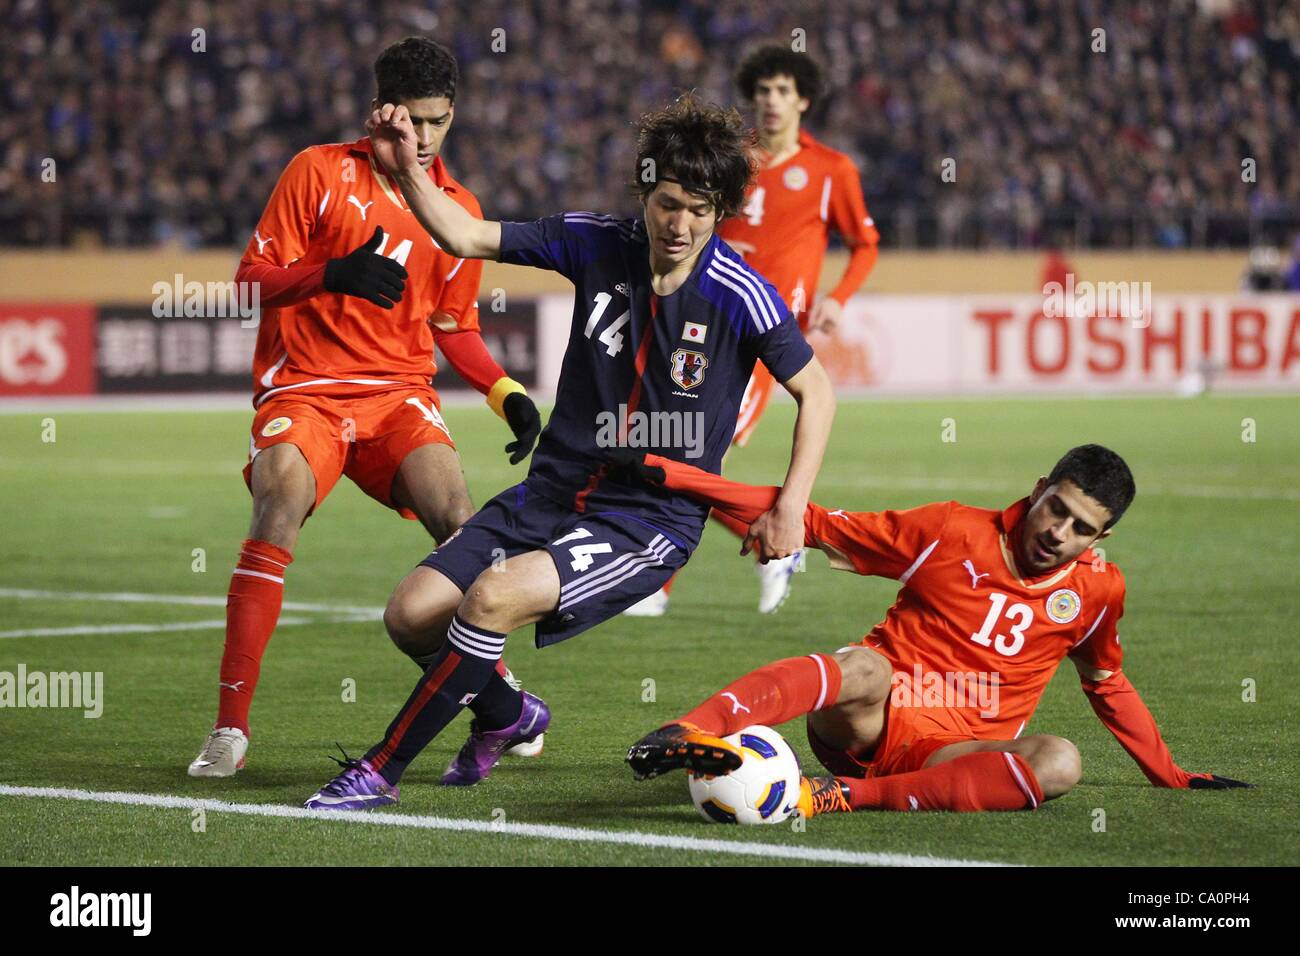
[627,45,879,618]
[623,445,1252,814]
[188,37,542,778]
[303,92,836,809]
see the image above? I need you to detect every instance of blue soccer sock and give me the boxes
[365,614,505,785]
[407,639,521,730]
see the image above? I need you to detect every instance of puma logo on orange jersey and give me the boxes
[963,559,991,588]
[347,196,374,221]
[253,230,273,253]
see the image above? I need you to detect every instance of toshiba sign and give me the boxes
[0,305,95,396]
[804,295,1300,394]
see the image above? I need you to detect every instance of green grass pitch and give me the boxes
[1,395,1296,866]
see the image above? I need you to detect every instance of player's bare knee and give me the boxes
[1030,736,1082,799]
[833,647,892,706]
[461,572,512,623]
[249,491,312,545]
[383,594,421,652]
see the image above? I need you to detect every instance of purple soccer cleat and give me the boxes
[304,747,399,811]
[441,691,551,786]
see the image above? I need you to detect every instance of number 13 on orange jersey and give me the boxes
[970,592,1033,656]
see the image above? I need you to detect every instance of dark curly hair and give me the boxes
[1046,444,1136,529]
[735,44,825,109]
[631,92,756,219]
[375,36,458,105]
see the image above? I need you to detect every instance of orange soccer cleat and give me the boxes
[625,722,743,780]
[797,775,852,817]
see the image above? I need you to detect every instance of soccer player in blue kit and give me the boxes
[306,93,835,809]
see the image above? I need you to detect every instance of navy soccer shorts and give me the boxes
[418,481,690,646]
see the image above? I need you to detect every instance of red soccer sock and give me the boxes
[709,506,750,540]
[843,751,1044,812]
[215,538,294,735]
[679,654,841,737]
[661,572,679,596]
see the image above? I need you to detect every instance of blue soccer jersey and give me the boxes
[498,211,814,549]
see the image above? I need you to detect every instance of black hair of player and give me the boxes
[375,36,458,105]
[735,44,825,110]
[1046,444,1136,529]
[632,92,756,219]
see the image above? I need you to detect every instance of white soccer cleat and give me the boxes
[756,551,802,614]
[501,665,524,692]
[501,665,544,757]
[187,726,248,777]
[621,587,670,618]
[505,734,545,757]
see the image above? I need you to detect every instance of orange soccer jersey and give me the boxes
[239,137,484,407]
[652,454,1214,789]
[644,454,1126,741]
[803,498,1124,742]
[717,129,879,323]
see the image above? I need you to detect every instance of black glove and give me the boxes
[502,392,541,465]
[323,226,408,309]
[1187,774,1254,790]
[604,449,666,486]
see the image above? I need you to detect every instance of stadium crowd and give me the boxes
[1,0,1297,249]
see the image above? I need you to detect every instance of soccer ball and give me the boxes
[687,724,802,825]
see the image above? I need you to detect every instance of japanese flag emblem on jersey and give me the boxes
[682,321,707,344]
[670,348,708,390]
[1046,588,1081,624]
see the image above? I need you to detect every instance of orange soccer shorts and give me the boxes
[242,385,455,520]
[807,672,979,779]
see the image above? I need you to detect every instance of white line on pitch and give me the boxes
[0,615,375,640]
[0,784,1011,867]
[0,587,384,617]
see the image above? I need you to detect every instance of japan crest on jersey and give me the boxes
[670,348,708,390]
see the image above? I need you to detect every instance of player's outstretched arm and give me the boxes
[619,451,780,526]
[1071,656,1253,790]
[366,103,502,260]
[621,450,951,579]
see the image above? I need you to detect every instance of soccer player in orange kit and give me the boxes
[188,37,543,778]
[621,445,1252,814]
[627,45,879,617]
